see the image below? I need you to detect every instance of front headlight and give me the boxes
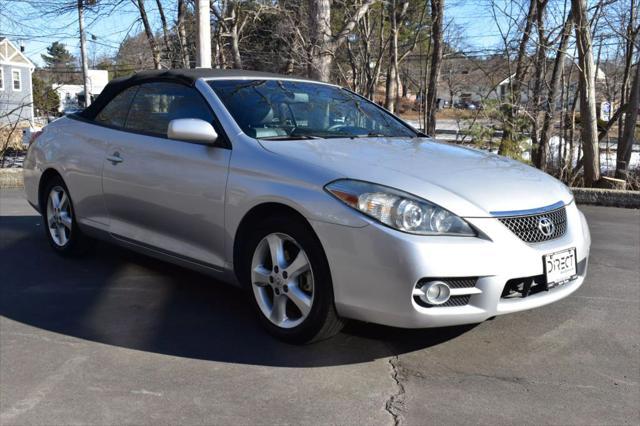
[325,179,476,236]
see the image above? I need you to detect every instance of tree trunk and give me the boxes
[499,0,536,153]
[617,0,637,146]
[424,0,444,136]
[615,58,639,179]
[214,25,226,69]
[537,6,571,170]
[282,57,295,75]
[530,1,547,168]
[136,0,161,69]
[308,0,333,81]
[384,0,400,112]
[155,0,171,60]
[572,0,600,186]
[308,0,378,82]
[384,64,398,112]
[346,39,359,91]
[229,3,243,69]
[177,0,190,68]
[367,4,386,99]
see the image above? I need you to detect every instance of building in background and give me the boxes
[0,37,35,124]
[52,69,108,113]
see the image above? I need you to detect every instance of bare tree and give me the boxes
[1,102,32,167]
[383,0,427,112]
[537,9,573,170]
[383,0,407,112]
[155,0,171,57]
[572,0,600,186]
[176,0,191,67]
[424,0,444,136]
[134,0,162,69]
[615,0,638,146]
[616,59,639,179]
[339,3,389,98]
[307,0,378,82]
[499,0,537,155]
[211,0,257,69]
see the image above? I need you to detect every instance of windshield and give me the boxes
[207,79,416,140]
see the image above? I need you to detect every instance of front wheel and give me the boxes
[242,216,344,343]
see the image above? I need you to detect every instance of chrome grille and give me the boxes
[498,207,567,243]
[444,277,477,288]
[440,295,471,307]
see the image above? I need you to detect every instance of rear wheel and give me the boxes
[42,176,90,256]
[241,216,344,343]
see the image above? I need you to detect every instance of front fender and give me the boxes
[223,137,370,266]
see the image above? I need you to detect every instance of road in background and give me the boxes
[1,189,638,425]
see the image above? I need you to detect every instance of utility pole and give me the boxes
[196,0,212,68]
[77,0,91,107]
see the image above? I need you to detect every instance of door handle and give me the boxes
[107,152,123,165]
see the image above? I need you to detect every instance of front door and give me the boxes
[101,81,231,268]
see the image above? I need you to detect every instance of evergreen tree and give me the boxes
[32,75,60,116]
[41,42,76,70]
[40,42,79,85]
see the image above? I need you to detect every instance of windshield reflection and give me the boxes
[208,80,417,140]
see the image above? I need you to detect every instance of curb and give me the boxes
[571,188,640,209]
[0,169,23,189]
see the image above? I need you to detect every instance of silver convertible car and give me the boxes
[23,69,591,343]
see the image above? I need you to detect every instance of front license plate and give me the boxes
[544,248,577,288]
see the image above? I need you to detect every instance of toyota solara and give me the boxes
[23,69,591,343]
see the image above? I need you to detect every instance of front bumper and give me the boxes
[311,202,591,328]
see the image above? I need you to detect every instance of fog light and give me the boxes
[419,281,451,305]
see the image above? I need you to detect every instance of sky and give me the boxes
[1,0,150,67]
[0,0,577,68]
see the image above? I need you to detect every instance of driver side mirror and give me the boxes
[168,118,218,144]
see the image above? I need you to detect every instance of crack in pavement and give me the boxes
[384,356,406,426]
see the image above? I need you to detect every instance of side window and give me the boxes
[12,69,21,91]
[95,87,138,128]
[125,82,213,137]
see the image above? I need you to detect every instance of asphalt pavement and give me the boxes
[1,189,638,425]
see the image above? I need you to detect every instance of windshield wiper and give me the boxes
[345,132,387,138]
[352,132,421,139]
[259,135,324,140]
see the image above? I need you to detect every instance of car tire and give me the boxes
[41,176,91,256]
[240,215,344,344]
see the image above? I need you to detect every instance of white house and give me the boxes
[494,66,608,106]
[52,69,109,113]
[0,37,35,124]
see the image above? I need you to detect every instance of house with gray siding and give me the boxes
[0,37,35,124]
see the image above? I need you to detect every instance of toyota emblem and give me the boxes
[538,217,555,237]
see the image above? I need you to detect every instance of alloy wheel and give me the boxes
[46,185,73,247]
[250,233,314,329]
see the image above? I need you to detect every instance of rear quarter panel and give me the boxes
[23,117,110,228]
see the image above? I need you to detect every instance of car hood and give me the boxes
[259,137,574,218]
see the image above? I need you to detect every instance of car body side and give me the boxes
[23,79,369,281]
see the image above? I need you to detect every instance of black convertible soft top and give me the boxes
[80,68,315,120]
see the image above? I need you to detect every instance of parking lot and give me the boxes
[1,188,638,425]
